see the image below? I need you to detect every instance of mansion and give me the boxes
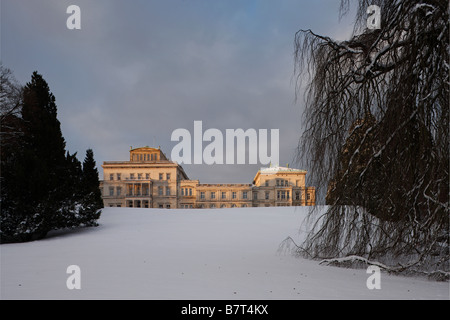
[101,147,315,209]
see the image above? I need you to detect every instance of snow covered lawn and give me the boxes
[1,206,448,300]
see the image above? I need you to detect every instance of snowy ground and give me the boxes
[1,206,448,300]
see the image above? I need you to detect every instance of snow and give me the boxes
[1,206,448,300]
[259,166,306,174]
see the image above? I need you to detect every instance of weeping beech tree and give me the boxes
[294,0,448,274]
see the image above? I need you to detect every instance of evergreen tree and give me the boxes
[1,70,102,242]
[58,151,84,228]
[79,148,103,226]
[1,71,68,241]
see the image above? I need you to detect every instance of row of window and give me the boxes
[276,179,289,187]
[109,202,305,208]
[181,188,193,196]
[109,173,171,181]
[107,186,170,196]
[261,179,291,187]
[195,190,307,201]
[198,191,248,200]
[184,204,249,208]
[131,153,159,162]
[108,186,311,201]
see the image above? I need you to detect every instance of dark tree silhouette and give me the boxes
[294,0,448,275]
[1,69,102,243]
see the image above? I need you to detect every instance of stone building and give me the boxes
[101,147,315,208]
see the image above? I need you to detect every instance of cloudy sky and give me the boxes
[1,0,355,186]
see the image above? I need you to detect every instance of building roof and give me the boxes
[259,166,306,174]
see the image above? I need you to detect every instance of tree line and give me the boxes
[1,65,103,243]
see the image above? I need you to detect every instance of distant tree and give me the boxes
[294,0,448,274]
[58,151,84,228]
[0,64,23,125]
[79,148,103,225]
[0,65,25,242]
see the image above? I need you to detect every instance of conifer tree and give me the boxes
[1,70,102,242]
[3,71,68,240]
[79,148,103,225]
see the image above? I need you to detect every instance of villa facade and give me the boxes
[101,147,315,209]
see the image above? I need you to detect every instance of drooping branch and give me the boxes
[294,0,449,273]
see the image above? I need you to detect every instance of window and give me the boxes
[296,191,300,200]
[159,204,163,208]
[232,192,237,199]
[242,191,248,199]
[109,187,114,196]
[130,173,135,180]
[189,188,192,196]
[166,173,171,180]
[307,193,311,200]
[158,186,163,196]
[265,192,270,200]
[211,192,216,199]
[181,188,185,196]
[200,192,205,199]
[135,185,141,196]
[116,187,122,196]
[117,173,121,180]
[146,173,150,179]
[159,173,163,180]
[138,173,142,180]
[287,191,290,200]
[277,191,281,200]
[166,187,171,196]
[166,204,170,209]
[265,181,269,187]
[110,173,114,180]
[276,179,279,186]
[222,192,227,199]
[253,192,258,200]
